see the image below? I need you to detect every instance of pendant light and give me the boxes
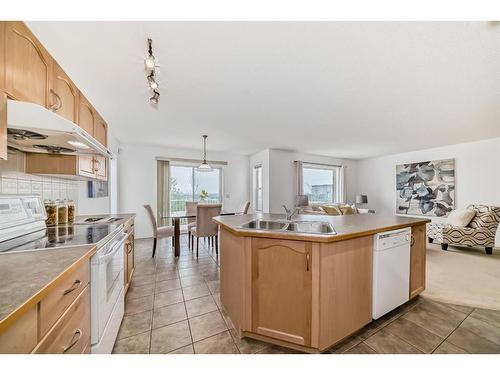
[196,135,212,172]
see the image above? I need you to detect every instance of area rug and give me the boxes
[423,243,500,311]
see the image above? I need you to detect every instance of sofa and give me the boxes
[297,203,375,216]
[427,204,500,255]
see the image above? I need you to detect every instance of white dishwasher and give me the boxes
[372,227,411,319]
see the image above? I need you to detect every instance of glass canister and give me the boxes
[44,200,58,226]
[67,200,76,223]
[57,200,68,225]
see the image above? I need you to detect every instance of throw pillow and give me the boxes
[446,209,476,227]
[321,205,341,216]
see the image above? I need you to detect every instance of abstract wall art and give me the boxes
[396,159,455,217]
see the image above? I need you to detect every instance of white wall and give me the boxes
[356,138,500,246]
[119,144,250,239]
[249,148,358,214]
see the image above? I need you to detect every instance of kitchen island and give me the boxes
[213,213,430,353]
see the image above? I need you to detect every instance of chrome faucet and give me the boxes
[282,205,299,221]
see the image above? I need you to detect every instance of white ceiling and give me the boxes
[27,21,500,159]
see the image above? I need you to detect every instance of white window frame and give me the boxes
[254,164,263,212]
[169,163,223,203]
[302,163,341,204]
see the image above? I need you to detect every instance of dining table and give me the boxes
[162,210,237,257]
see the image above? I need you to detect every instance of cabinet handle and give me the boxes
[94,159,101,171]
[63,280,81,295]
[306,253,310,272]
[410,234,415,247]
[62,329,82,353]
[49,89,62,111]
[126,243,132,254]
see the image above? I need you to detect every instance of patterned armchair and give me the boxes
[427,205,500,255]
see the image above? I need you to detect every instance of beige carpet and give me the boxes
[423,243,500,310]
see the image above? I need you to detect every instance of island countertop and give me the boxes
[213,213,431,242]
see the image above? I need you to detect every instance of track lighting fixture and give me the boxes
[144,38,160,104]
[144,38,155,69]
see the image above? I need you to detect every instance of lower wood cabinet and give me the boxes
[0,260,91,354]
[33,286,90,354]
[410,224,426,299]
[251,238,312,346]
[124,220,135,293]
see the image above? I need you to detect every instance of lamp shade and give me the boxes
[295,194,309,207]
[356,194,368,204]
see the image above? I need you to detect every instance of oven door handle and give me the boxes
[97,233,127,264]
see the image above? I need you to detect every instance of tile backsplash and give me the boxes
[0,149,78,202]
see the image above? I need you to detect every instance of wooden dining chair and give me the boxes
[144,205,174,257]
[239,201,250,214]
[185,201,198,250]
[190,203,222,257]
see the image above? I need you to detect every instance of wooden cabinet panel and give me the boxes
[410,224,426,299]
[0,306,37,353]
[0,92,6,160]
[4,22,52,106]
[0,22,5,92]
[78,94,95,136]
[39,261,90,338]
[94,155,107,180]
[51,62,79,123]
[26,152,77,175]
[124,233,135,291]
[78,154,96,178]
[94,113,107,147]
[33,286,90,354]
[318,236,373,350]
[252,238,312,346]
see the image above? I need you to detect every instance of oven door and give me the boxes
[91,232,127,344]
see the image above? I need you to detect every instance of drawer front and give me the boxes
[39,261,90,338]
[34,286,90,354]
[0,306,37,353]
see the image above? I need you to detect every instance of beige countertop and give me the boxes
[214,213,430,242]
[0,245,96,334]
[75,213,136,226]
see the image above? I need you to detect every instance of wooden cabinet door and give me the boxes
[94,113,108,147]
[4,22,52,106]
[78,155,96,179]
[410,224,426,299]
[94,155,107,181]
[0,92,6,160]
[51,62,79,123]
[78,94,95,136]
[252,238,312,346]
[124,233,134,290]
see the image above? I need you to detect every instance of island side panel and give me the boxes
[318,235,373,351]
[410,224,426,299]
[219,227,250,333]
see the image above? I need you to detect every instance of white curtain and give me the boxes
[157,160,170,225]
[338,165,347,203]
[295,161,304,195]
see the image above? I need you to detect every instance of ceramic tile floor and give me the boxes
[112,236,500,354]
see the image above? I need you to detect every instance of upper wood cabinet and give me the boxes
[410,224,426,299]
[0,93,6,160]
[94,112,108,147]
[78,93,95,136]
[4,22,53,107]
[50,62,79,123]
[252,238,312,347]
[26,153,108,181]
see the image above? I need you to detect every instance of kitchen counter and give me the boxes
[0,244,96,334]
[75,214,136,226]
[216,213,430,352]
[213,213,430,242]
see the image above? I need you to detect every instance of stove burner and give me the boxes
[8,129,48,140]
[33,144,75,154]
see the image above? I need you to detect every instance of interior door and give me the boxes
[4,21,52,106]
[252,238,312,346]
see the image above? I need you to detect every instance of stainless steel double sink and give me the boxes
[239,219,336,235]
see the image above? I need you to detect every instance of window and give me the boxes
[254,165,263,212]
[169,165,222,213]
[302,163,340,204]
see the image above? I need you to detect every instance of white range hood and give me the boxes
[7,100,113,158]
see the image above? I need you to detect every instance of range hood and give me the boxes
[7,100,113,158]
